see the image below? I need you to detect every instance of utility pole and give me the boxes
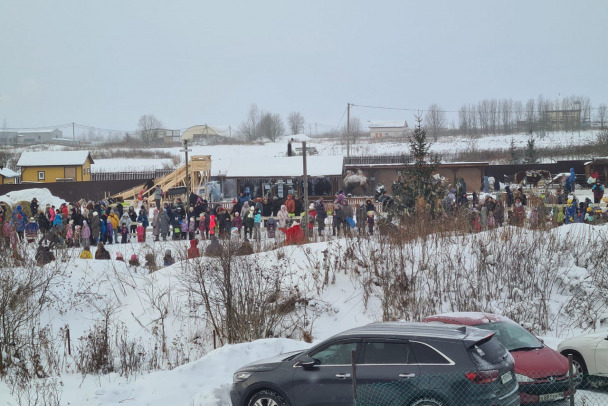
[182,140,192,194]
[346,103,351,157]
[229,125,232,138]
[72,122,75,141]
[302,141,309,241]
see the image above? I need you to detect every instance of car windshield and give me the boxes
[477,321,543,351]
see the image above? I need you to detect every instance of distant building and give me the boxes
[17,150,94,183]
[18,129,63,144]
[0,167,19,184]
[369,121,408,139]
[0,131,19,146]
[181,125,225,143]
[157,129,181,145]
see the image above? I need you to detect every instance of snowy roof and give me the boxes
[369,121,407,128]
[0,167,19,178]
[17,150,94,167]
[215,156,343,178]
[17,129,60,134]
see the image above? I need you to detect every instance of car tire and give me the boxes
[410,398,444,406]
[571,354,589,389]
[247,389,290,406]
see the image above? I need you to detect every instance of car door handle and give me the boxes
[335,373,351,379]
[399,373,416,378]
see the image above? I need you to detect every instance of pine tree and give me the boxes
[509,137,520,164]
[391,116,446,218]
[524,135,538,164]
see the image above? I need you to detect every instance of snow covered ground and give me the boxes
[80,130,601,173]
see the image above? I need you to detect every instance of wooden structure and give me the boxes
[111,155,211,202]
[17,150,94,183]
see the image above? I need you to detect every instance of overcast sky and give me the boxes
[1,0,607,134]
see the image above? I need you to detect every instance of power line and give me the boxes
[351,102,604,115]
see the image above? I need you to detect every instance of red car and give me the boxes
[423,312,573,404]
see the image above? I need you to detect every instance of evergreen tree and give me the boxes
[509,137,520,164]
[390,116,446,218]
[524,135,538,164]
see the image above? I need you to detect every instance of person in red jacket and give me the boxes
[285,194,295,214]
[187,239,200,259]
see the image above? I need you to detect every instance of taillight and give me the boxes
[465,370,499,384]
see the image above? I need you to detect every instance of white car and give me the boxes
[557,331,608,378]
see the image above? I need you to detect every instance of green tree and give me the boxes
[524,135,538,164]
[509,137,521,164]
[390,116,446,218]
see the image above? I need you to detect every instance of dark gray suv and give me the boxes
[231,322,520,406]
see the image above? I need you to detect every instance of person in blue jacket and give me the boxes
[12,205,27,240]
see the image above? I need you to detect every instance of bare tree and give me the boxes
[287,112,305,135]
[500,99,513,133]
[259,112,285,142]
[458,105,468,136]
[513,100,524,127]
[137,114,163,146]
[239,104,261,142]
[597,104,607,129]
[424,104,446,141]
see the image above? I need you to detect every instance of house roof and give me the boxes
[214,155,344,178]
[369,121,407,129]
[0,168,19,178]
[17,150,94,167]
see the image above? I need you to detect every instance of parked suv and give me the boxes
[231,322,520,406]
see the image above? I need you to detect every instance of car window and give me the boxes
[410,341,452,364]
[310,342,358,365]
[471,336,508,365]
[477,321,543,351]
[362,341,413,364]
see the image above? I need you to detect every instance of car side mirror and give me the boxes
[537,336,545,344]
[297,355,318,369]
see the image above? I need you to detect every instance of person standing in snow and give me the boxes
[152,208,161,241]
[81,220,91,247]
[512,198,526,227]
[592,179,605,204]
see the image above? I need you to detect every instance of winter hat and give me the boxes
[232,199,237,204]
[83,220,87,225]
[309,204,314,210]
[69,220,74,224]
[250,206,254,211]
[587,207,593,212]
[165,249,171,256]
[29,217,35,221]
[93,211,98,216]
[116,252,124,260]
[130,254,138,261]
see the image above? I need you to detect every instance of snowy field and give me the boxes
[82,130,601,173]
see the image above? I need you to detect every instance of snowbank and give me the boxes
[0,187,66,208]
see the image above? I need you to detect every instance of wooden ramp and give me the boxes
[111,155,212,202]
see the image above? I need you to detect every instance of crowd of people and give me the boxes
[441,171,607,231]
[0,170,605,266]
[0,188,380,266]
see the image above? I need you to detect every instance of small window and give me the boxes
[310,342,358,365]
[38,171,45,180]
[363,341,413,364]
[410,341,451,364]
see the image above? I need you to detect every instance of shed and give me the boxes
[0,167,19,184]
[17,150,95,183]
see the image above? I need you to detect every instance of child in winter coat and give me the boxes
[198,215,207,239]
[128,254,140,267]
[81,220,91,247]
[232,212,243,237]
[367,211,375,235]
[188,217,196,240]
[120,222,129,244]
[253,209,262,241]
[163,249,175,266]
[266,217,277,238]
[79,246,93,259]
[209,213,216,237]
[66,221,74,247]
[180,218,188,240]
[100,219,107,243]
[136,222,145,242]
[25,218,39,243]
[116,251,124,261]
[105,219,114,244]
[187,239,200,259]
[74,225,82,248]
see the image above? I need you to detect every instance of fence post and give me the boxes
[568,354,575,406]
[351,349,357,405]
[66,326,71,356]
